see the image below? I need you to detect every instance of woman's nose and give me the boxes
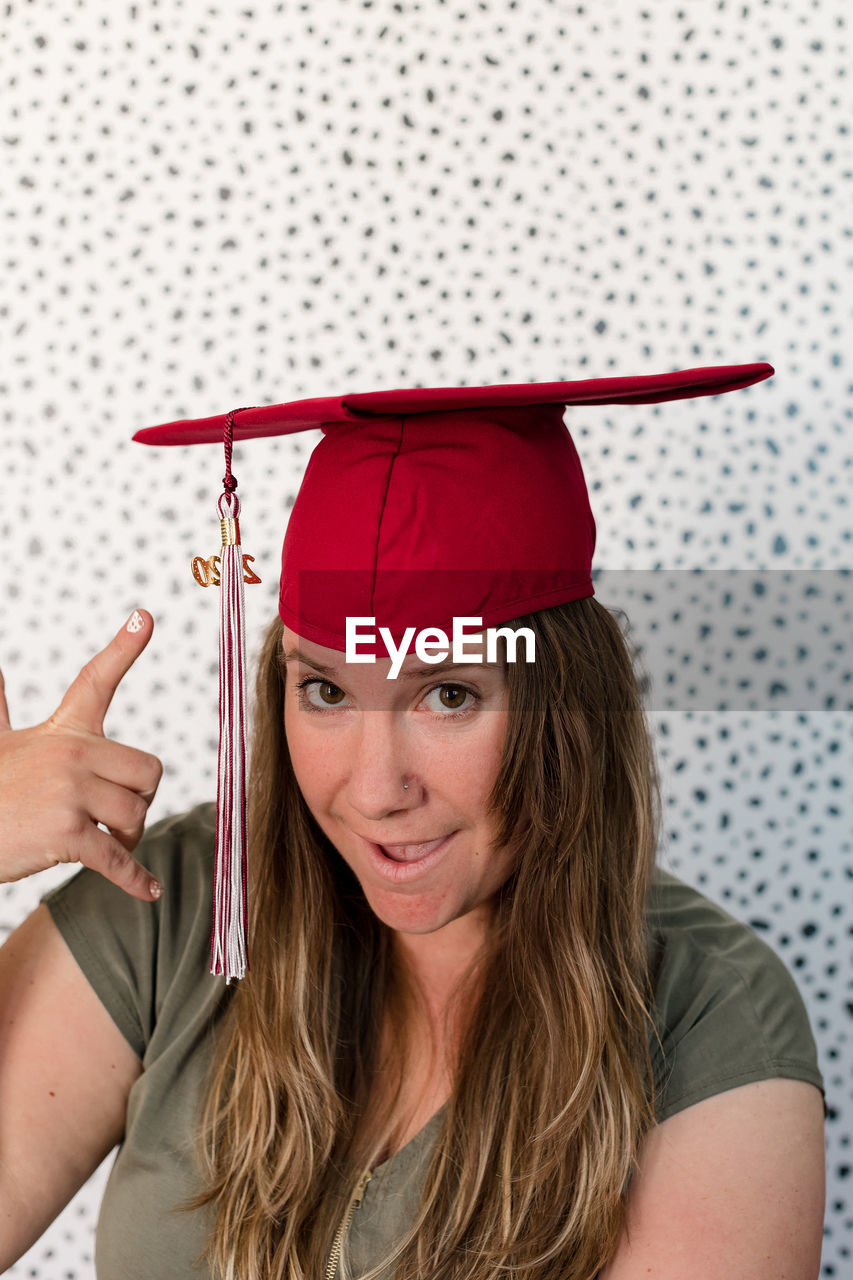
[344,712,418,819]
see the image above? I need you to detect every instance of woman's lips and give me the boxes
[361,832,456,883]
[379,836,449,863]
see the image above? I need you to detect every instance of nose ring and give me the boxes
[403,783,409,790]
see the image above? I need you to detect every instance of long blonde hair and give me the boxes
[181,598,663,1280]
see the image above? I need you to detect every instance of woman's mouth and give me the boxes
[361,832,456,883]
[379,836,449,863]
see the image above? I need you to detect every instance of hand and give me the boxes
[0,610,164,900]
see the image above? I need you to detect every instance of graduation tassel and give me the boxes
[212,486,248,982]
[191,406,260,983]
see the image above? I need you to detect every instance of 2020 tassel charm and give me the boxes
[191,407,261,983]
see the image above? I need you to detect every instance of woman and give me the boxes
[0,369,826,1279]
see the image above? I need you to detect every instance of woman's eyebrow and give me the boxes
[282,647,335,674]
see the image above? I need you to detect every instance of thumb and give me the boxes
[0,668,10,732]
[50,609,155,737]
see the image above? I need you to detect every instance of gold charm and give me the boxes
[241,555,261,584]
[191,553,262,587]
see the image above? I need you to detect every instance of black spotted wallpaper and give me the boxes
[1,1,850,1276]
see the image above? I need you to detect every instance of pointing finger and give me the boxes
[49,609,155,737]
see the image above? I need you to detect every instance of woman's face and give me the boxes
[282,626,516,947]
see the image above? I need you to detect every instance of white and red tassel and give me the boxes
[210,487,249,982]
[191,404,260,983]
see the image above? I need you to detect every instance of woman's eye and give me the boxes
[423,684,477,715]
[317,682,346,705]
[297,678,347,709]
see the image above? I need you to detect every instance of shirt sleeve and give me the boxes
[646,867,827,1124]
[38,802,218,1061]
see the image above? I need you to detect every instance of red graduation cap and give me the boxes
[134,362,774,981]
[135,363,774,648]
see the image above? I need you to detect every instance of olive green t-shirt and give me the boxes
[40,803,825,1280]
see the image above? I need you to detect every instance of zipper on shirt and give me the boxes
[324,1167,373,1280]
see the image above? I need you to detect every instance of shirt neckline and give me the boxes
[370,1101,449,1175]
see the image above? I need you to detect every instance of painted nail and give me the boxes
[150,879,163,898]
[126,610,145,634]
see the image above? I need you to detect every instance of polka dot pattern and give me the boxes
[1,1,849,1275]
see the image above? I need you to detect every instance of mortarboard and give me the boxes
[134,362,775,981]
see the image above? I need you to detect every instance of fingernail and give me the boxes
[150,879,163,898]
[126,610,145,634]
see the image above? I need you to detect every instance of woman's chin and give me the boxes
[363,888,457,935]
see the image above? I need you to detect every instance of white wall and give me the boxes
[1,1,849,1274]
